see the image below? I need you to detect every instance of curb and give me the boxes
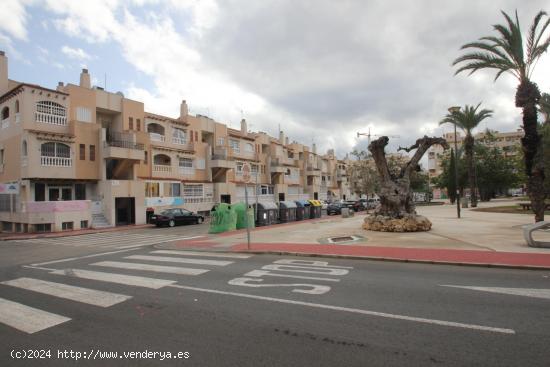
[231,250,550,271]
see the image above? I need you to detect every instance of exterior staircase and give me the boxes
[91,213,111,229]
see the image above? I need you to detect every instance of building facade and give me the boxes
[0,52,350,233]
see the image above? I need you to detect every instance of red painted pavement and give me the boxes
[230,243,550,268]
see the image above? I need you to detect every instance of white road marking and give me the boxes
[273,259,353,269]
[1,278,131,307]
[262,264,349,276]
[442,285,550,300]
[22,265,57,272]
[168,284,515,335]
[152,250,252,259]
[228,277,331,294]
[0,298,71,334]
[49,269,176,289]
[30,248,142,266]
[125,255,233,266]
[91,261,209,276]
[245,269,340,282]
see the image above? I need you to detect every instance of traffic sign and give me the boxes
[242,162,251,183]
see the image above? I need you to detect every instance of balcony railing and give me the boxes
[153,164,172,173]
[149,133,165,142]
[41,156,72,167]
[35,111,67,126]
[172,137,187,145]
[212,147,228,160]
[1,118,9,129]
[106,132,144,150]
[15,113,20,124]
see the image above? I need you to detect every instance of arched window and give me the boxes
[172,128,187,144]
[153,154,171,165]
[22,140,27,156]
[35,101,67,125]
[40,142,70,158]
[1,107,9,120]
[15,100,19,113]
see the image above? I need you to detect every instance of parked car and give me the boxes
[344,200,363,212]
[150,208,205,227]
[327,202,345,215]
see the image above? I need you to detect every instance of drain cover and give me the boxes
[330,236,354,242]
[323,235,365,244]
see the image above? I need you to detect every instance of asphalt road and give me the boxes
[1,229,550,366]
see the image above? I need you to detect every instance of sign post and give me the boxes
[242,163,252,250]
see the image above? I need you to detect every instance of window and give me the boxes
[76,107,92,122]
[129,117,133,130]
[245,143,254,153]
[179,158,193,168]
[41,142,70,158]
[230,139,240,153]
[258,185,274,195]
[251,164,258,175]
[144,151,148,164]
[170,183,181,197]
[0,149,4,164]
[236,162,243,174]
[80,220,88,229]
[21,140,27,156]
[1,107,9,120]
[217,137,225,146]
[15,100,19,113]
[35,223,51,232]
[75,184,86,200]
[35,183,45,201]
[195,131,198,141]
[136,119,141,131]
[79,144,86,160]
[89,145,95,161]
[62,222,73,230]
[173,128,187,144]
[183,184,203,197]
[145,182,160,197]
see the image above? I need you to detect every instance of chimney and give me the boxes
[285,137,289,145]
[279,130,285,144]
[0,51,8,95]
[79,68,91,89]
[327,149,334,157]
[56,81,64,92]
[180,100,188,120]
[240,118,247,134]
[312,143,317,154]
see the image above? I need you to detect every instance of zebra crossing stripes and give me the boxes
[91,261,210,276]
[152,250,252,259]
[49,269,177,289]
[1,278,131,307]
[0,298,71,334]
[125,255,233,266]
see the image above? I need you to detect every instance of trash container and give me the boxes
[295,200,310,221]
[278,201,297,223]
[209,203,237,234]
[308,200,322,218]
[461,197,469,208]
[233,202,255,229]
[253,202,279,226]
[146,207,155,224]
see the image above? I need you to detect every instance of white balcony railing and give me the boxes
[172,137,187,145]
[15,113,21,124]
[149,133,165,142]
[35,111,67,126]
[41,156,72,167]
[153,164,172,173]
[1,118,9,129]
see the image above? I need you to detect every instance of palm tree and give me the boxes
[440,103,493,207]
[453,10,550,222]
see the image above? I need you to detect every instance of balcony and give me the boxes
[306,164,321,177]
[149,133,165,142]
[104,132,145,161]
[270,160,286,174]
[35,111,67,126]
[41,156,72,167]
[153,164,172,173]
[171,138,194,151]
[210,147,235,170]
[1,118,9,129]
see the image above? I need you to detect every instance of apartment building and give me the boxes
[0,52,350,233]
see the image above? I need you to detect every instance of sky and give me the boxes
[1,0,549,160]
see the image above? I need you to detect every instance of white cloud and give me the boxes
[0,0,33,41]
[61,45,91,60]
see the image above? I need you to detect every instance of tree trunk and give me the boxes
[516,79,546,222]
[464,134,477,207]
[368,136,449,218]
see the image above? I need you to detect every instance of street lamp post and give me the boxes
[448,106,461,219]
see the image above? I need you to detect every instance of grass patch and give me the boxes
[472,205,550,215]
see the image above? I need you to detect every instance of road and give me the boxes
[1,226,550,366]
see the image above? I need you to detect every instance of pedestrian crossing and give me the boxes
[12,232,204,250]
[0,249,252,334]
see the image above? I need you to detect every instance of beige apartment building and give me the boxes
[0,52,350,233]
[427,129,523,198]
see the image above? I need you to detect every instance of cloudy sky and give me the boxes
[1,0,549,159]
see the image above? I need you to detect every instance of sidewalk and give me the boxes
[157,200,550,270]
[0,224,155,241]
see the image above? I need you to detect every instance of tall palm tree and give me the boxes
[440,103,493,207]
[453,10,550,222]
